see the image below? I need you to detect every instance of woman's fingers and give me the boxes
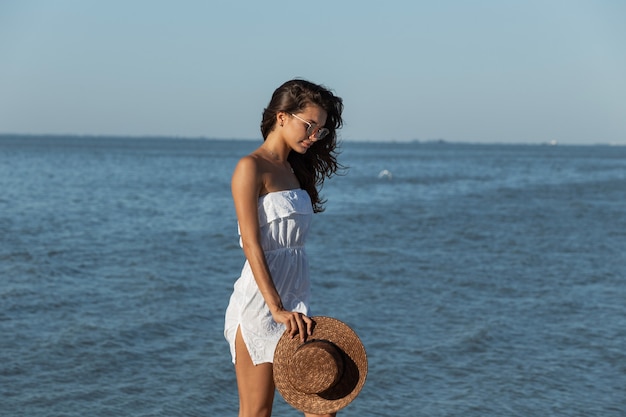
[303,315,314,336]
[295,314,307,342]
[285,313,313,342]
[276,311,314,342]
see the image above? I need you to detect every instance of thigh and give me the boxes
[235,327,275,417]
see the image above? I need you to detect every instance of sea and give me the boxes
[1,135,624,417]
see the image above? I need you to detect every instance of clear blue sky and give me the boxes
[1,0,625,144]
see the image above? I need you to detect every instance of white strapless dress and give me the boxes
[224,189,313,365]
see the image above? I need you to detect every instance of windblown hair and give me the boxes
[260,79,345,212]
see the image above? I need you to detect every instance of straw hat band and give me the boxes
[288,340,345,394]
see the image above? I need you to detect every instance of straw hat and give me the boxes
[273,316,367,414]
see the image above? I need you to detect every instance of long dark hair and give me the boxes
[260,79,344,212]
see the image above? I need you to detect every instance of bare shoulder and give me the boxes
[232,152,265,196]
[234,153,260,173]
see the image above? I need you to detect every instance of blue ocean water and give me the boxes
[1,135,625,416]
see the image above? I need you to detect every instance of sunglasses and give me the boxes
[290,113,330,141]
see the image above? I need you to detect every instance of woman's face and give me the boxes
[283,105,328,154]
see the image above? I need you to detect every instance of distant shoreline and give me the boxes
[0,133,622,147]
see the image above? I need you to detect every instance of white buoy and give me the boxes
[378,169,392,179]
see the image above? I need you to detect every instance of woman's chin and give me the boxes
[295,143,310,154]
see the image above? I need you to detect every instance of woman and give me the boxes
[224,79,344,417]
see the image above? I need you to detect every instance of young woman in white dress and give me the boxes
[224,79,344,417]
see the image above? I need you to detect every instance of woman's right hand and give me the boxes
[272,309,314,343]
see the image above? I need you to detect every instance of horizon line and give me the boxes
[0,132,622,147]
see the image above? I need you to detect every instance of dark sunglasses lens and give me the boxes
[316,128,329,140]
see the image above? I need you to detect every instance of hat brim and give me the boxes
[273,316,367,414]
